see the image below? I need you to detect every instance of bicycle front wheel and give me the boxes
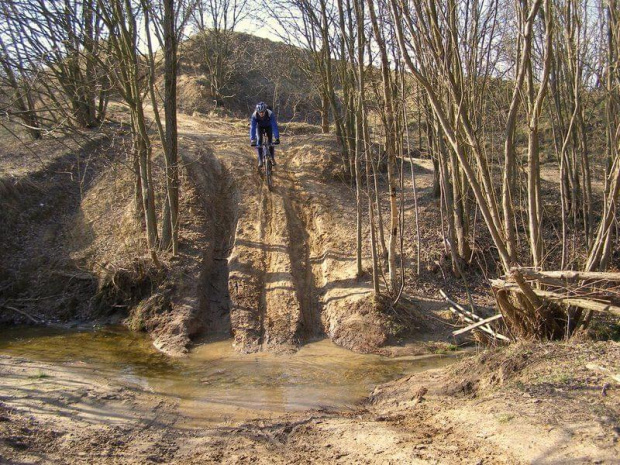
[266,157,273,191]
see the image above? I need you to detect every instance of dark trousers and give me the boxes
[256,128,275,162]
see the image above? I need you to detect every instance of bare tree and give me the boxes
[0,33,41,139]
[142,0,193,254]
[366,0,400,290]
[586,0,620,272]
[97,0,159,252]
[0,0,108,129]
[269,0,352,171]
[191,0,252,104]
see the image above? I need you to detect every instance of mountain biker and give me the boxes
[250,102,280,168]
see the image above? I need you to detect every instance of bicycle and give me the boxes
[253,131,277,191]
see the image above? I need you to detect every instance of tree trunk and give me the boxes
[321,92,330,134]
[161,0,180,255]
[366,0,399,289]
[526,0,552,269]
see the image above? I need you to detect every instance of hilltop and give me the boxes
[175,31,323,123]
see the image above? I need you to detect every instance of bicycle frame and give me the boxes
[258,131,275,191]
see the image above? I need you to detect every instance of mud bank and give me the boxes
[175,113,429,356]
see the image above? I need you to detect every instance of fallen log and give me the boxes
[2,305,41,324]
[516,269,620,283]
[490,280,620,317]
[440,289,511,342]
[447,307,511,342]
[452,314,504,336]
[439,289,480,319]
[50,270,95,280]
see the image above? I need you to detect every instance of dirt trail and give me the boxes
[174,113,387,354]
[285,139,388,352]
[258,187,304,350]
[0,355,181,464]
[1,355,516,465]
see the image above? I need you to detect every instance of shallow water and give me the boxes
[0,326,459,424]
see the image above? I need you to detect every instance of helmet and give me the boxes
[256,102,267,113]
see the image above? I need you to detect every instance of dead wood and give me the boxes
[452,314,504,336]
[2,305,42,324]
[491,280,620,317]
[440,289,510,342]
[518,269,620,283]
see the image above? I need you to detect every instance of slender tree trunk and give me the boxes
[347,0,365,277]
[366,0,399,289]
[0,35,41,139]
[321,92,330,133]
[501,0,544,264]
[402,67,421,275]
[82,0,98,126]
[133,140,143,219]
[449,145,470,263]
[371,145,388,262]
[160,0,180,254]
[133,106,158,249]
[438,135,461,276]
[526,0,552,269]
[363,100,380,295]
[426,111,441,198]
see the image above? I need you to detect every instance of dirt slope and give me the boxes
[0,116,228,356]
[0,104,447,358]
[175,113,394,354]
[0,131,116,324]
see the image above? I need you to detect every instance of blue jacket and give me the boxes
[250,109,279,140]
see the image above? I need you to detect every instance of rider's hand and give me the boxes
[274,138,280,145]
[250,139,257,146]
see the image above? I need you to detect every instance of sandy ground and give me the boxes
[1,341,618,464]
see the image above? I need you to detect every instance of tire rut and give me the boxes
[177,117,333,353]
[180,144,236,338]
[228,151,324,352]
[280,173,324,341]
[227,169,264,352]
[201,161,235,336]
[258,176,304,352]
[256,183,270,348]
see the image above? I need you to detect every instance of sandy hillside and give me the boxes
[175,110,431,355]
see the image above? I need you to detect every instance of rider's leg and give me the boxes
[257,132,265,167]
[265,127,276,165]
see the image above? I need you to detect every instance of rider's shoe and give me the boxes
[271,158,277,166]
[258,160,264,168]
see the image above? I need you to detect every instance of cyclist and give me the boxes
[250,102,280,168]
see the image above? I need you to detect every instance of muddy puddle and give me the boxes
[0,326,460,425]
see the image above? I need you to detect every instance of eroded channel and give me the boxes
[0,326,459,426]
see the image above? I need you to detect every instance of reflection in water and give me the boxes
[0,326,458,424]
